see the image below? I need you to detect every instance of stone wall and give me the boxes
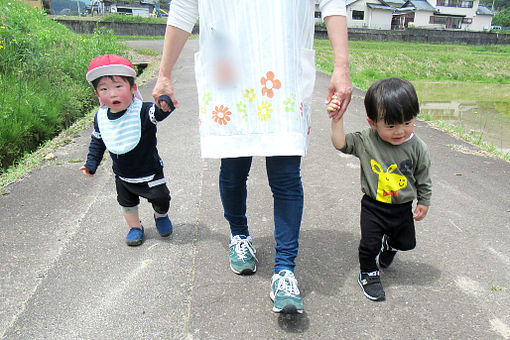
[55,19,509,45]
[53,19,198,36]
[318,27,510,45]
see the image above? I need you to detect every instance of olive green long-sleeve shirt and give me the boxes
[340,129,432,206]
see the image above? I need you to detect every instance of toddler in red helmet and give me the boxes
[81,54,175,246]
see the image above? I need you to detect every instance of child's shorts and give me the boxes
[115,169,171,214]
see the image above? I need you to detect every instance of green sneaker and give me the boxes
[229,235,257,275]
[270,270,303,314]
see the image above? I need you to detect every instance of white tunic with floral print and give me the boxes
[168,0,346,158]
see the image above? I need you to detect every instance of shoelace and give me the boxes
[362,271,381,284]
[230,236,257,262]
[275,272,300,297]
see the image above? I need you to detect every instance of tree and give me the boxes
[492,8,510,26]
[49,0,86,15]
[480,0,510,11]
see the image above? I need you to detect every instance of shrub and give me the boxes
[0,0,129,170]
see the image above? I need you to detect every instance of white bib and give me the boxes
[97,98,142,155]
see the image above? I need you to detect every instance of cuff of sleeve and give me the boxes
[84,163,97,175]
[166,1,198,33]
[320,0,347,18]
[167,17,195,33]
[322,10,347,19]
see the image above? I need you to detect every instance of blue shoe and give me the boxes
[154,215,173,237]
[229,235,257,275]
[270,270,304,314]
[126,226,144,246]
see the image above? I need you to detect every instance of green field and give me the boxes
[315,40,510,91]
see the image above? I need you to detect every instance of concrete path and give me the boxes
[1,39,509,339]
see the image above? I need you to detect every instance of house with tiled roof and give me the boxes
[393,0,436,29]
[346,0,394,29]
[344,0,495,31]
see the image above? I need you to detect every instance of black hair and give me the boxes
[364,77,419,125]
[91,75,135,90]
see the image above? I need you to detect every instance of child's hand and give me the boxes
[413,204,429,221]
[326,95,341,119]
[80,166,94,177]
[157,95,175,113]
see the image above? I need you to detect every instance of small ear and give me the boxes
[367,117,377,130]
[371,159,382,174]
[132,83,138,94]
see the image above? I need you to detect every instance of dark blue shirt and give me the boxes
[85,102,172,179]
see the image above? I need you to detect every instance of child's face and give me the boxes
[368,117,416,146]
[94,76,137,113]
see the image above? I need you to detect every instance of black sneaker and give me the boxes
[379,235,397,269]
[358,271,385,301]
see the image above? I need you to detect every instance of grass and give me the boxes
[315,39,510,161]
[51,14,168,24]
[315,40,510,91]
[133,47,161,57]
[490,285,503,291]
[115,35,165,41]
[0,1,168,191]
[0,45,161,193]
[0,109,95,192]
[419,116,510,161]
[0,0,132,170]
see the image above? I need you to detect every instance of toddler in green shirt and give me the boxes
[328,77,432,301]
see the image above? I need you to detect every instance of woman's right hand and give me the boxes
[152,76,179,112]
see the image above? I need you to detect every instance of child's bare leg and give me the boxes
[122,205,142,229]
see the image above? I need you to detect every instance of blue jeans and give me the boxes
[219,156,304,273]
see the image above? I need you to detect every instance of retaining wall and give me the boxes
[54,19,509,45]
[316,27,510,45]
[53,19,198,36]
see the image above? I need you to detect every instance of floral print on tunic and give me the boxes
[204,70,299,128]
[283,94,296,113]
[212,105,231,125]
[261,71,281,98]
[244,89,256,103]
[257,101,273,122]
[202,92,212,105]
[237,101,248,121]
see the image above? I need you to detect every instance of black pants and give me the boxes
[115,169,171,215]
[359,195,416,272]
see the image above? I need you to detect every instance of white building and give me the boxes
[343,0,495,31]
[346,0,395,29]
[88,0,158,17]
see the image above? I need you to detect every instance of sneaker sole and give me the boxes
[230,264,256,275]
[126,239,143,246]
[378,253,396,269]
[269,292,304,314]
[357,277,385,301]
[273,305,303,314]
[378,259,390,269]
[157,230,173,237]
